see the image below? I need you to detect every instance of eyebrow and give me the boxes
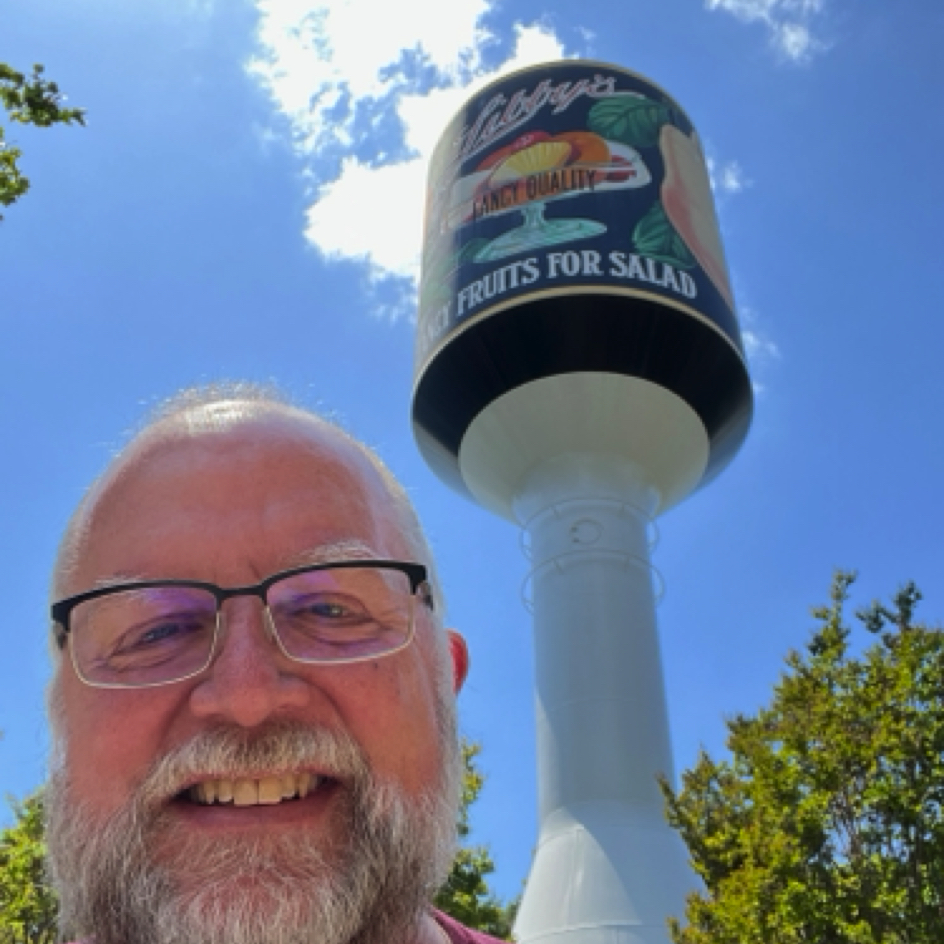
[89,572,150,590]
[81,542,387,593]
[275,540,386,571]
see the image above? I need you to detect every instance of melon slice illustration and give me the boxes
[660,125,734,310]
[489,141,574,187]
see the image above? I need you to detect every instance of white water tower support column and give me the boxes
[512,453,695,944]
[412,60,755,944]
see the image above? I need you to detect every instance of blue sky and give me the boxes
[3,0,943,901]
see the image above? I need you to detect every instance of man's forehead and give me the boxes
[79,539,389,594]
[104,406,378,493]
[57,406,405,588]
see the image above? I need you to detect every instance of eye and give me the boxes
[138,620,194,645]
[110,612,211,658]
[307,602,348,619]
[285,593,371,624]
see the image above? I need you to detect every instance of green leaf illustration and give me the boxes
[588,96,673,148]
[458,237,492,266]
[421,252,449,290]
[420,237,492,308]
[633,200,696,269]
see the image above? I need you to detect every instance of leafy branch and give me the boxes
[0,63,85,219]
[663,572,944,944]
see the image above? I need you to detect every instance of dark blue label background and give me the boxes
[416,62,744,373]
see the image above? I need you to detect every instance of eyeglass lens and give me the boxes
[69,566,415,687]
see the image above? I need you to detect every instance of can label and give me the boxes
[417,62,740,371]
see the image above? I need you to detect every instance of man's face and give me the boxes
[47,412,468,944]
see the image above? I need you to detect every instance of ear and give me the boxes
[446,630,470,693]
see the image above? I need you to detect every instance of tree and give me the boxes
[0,63,85,219]
[662,572,944,944]
[0,792,56,944]
[0,740,515,942]
[436,740,518,938]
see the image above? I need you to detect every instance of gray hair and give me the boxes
[51,381,444,621]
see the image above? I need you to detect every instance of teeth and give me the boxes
[233,780,259,806]
[189,773,317,806]
[258,777,282,805]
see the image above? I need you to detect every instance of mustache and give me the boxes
[46,704,463,944]
[134,720,370,808]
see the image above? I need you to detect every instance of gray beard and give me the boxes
[45,719,460,944]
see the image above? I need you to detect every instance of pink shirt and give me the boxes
[435,910,509,944]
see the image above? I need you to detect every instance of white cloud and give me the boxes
[705,0,827,62]
[304,156,427,283]
[247,0,779,391]
[247,1,570,317]
[742,329,780,363]
[721,164,746,193]
[738,305,780,394]
[776,21,815,60]
[707,155,751,196]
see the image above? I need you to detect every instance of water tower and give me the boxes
[412,61,752,944]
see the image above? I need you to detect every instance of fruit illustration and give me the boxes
[555,130,610,165]
[477,131,552,171]
[489,141,574,186]
[470,129,623,211]
[659,125,734,309]
[606,154,634,184]
[447,127,649,231]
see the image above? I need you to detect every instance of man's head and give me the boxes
[46,387,469,944]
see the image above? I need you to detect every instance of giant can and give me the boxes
[413,61,753,520]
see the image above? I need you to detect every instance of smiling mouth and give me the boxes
[183,772,324,807]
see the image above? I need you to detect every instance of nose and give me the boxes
[188,596,311,727]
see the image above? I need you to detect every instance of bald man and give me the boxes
[45,387,496,944]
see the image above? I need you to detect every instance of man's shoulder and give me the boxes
[434,910,510,944]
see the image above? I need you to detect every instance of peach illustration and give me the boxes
[660,125,734,309]
[555,130,610,165]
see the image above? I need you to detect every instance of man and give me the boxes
[45,386,495,944]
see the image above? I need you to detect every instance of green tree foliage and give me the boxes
[662,572,944,944]
[0,63,85,219]
[437,740,518,938]
[0,792,56,944]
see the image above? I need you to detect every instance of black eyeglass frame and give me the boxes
[51,560,434,687]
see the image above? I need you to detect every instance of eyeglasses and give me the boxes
[51,561,433,690]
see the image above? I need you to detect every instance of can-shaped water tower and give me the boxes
[413,61,752,944]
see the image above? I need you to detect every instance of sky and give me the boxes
[3,0,944,903]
